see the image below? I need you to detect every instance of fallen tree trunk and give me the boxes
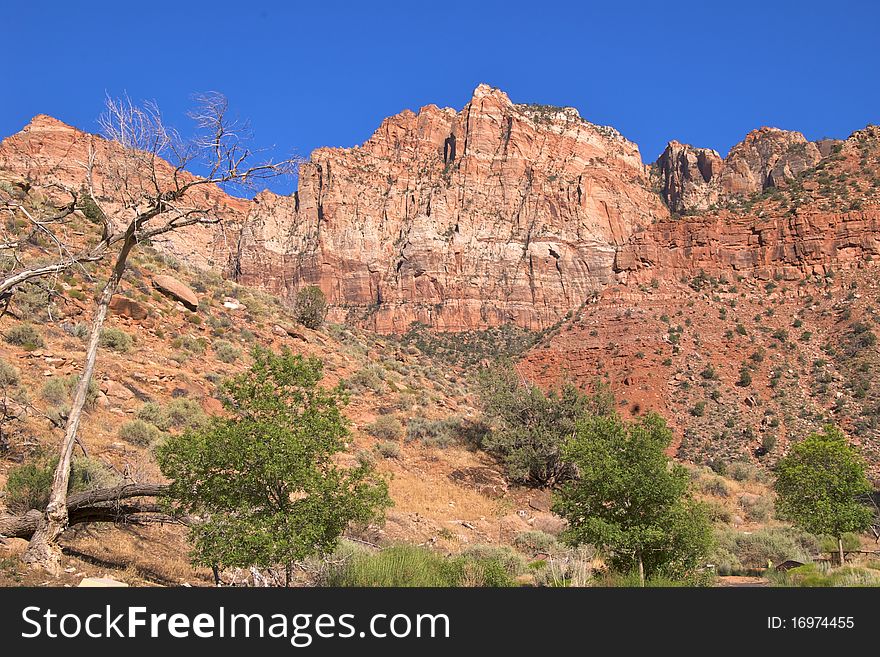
[1,483,173,540]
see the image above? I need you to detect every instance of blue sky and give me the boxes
[3,1,878,194]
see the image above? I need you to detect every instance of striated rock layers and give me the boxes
[234,84,667,331]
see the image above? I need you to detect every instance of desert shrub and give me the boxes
[697,475,729,498]
[726,461,766,483]
[41,375,99,407]
[100,327,133,353]
[739,494,774,522]
[479,366,612,485]
[405,417,455,448]
[712,526,819,573]
[817,532,862,554]
[514,530,560,555]
[364,416,404,441]
[293,285,328,329]
[374,441,401,459]
[3,456,119,512]
[118,419,164,446]
[0,359,21,387]
[136,398,206,432]
[769,562,880,587]
[322,544,517,587]
[343,365,384,393]
[171,334,207,355]
[3,323,44,350]
[213,340,240,363]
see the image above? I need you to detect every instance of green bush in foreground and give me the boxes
[553,412,713,584]
[100,327,133,353]
[774,425,874,564]
[156,347,390,581]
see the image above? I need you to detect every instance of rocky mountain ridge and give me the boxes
[1,86,878,333]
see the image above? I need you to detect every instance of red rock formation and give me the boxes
[0,114,250,271]
[654,127,823,213]
[236,84,668,331]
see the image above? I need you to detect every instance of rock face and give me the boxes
[654,127,823,213]
[0,114,249,271]
[152,275,199,311]
[235,84,667,331]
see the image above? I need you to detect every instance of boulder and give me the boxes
[152,275,199,311]
[109,296,149,320]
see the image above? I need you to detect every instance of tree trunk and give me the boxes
[22,229,139,574]
[1,483,171,539]
[838,537,845,567]
[638,553,645,587]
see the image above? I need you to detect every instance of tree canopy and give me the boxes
[552,412,712,582]
[156,347,390,575]
[774,425,873,560]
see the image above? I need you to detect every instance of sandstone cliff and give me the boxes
[236,84,667,331]
[654,127,824,214]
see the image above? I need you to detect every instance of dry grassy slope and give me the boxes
[0,208,555,584]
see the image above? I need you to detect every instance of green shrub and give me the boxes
[136,398,206,431]
[100,327,133,352]
[3,456,119,512]
[3,323,44,350]
[514,530,560,554]
[293,285,328,329]
[171,334,207,355]
[213,340,240,363]
[41,375,99,407]
[322,545,518,587]
[374,441,401,459]
[0,358,21,387]
[343,365,384,393]
[364,416,404,441]
[739,494,773,522]
[769,562,880,587]
[726,461,766,483]
[712,526,819,573]
[118,419,164,446]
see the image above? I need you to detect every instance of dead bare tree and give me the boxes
[20,93,296,574]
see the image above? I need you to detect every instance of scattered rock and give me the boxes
[152,275,199,311]
[110,296,149,320]
[78,577,128,587]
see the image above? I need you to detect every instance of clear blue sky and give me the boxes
[3,0,878,194]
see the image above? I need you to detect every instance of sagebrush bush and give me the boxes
[364,416,404,441]
[118,419,164,446]
[41,375,99,407]
[213,340,240,363]
[343,366,384,393]
[711,526,819,574]
[0,358,21,387]
[100,327,133,352]
[171,334,207,355]
[514,530,560,554]
[373,441,401,459]
[136,398,206,431]
[3,322,44,349]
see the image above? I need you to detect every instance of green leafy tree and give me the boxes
[156,347,390,584]
[774,425,874,566]
[552,413,712,584]
[293,285,329,329]
[478,366,613,485]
